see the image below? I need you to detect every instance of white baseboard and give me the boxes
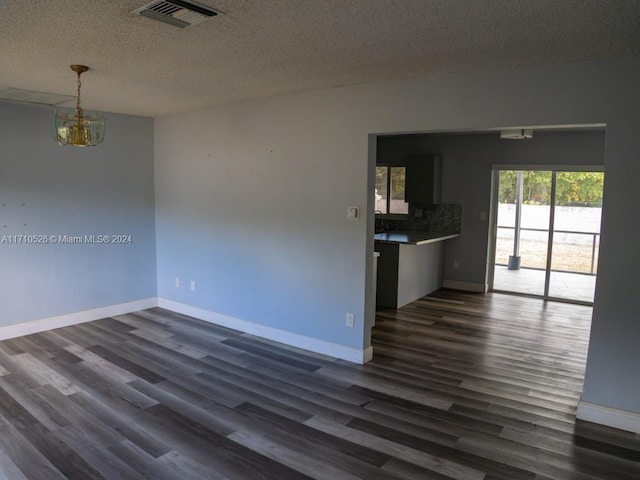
[1,297,373,365]
[443,279,487,293]
[577,400,640,434]
[0,297,159,341]
[158,298,373,364]
[362,346,374,363]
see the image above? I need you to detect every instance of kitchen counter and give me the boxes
[374,230,459,245]
[374,231,459,309]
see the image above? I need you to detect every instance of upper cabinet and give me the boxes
[405,155,442,204]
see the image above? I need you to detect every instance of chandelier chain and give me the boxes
[76,71,82,114]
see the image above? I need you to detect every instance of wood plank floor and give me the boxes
[0,291,638,479]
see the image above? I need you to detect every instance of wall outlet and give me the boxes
[453,260,460,270]
[480,211,488,221]
[415,208,422,218]
[174,277,180,288]
[190,280,196,292]
[346,313,354,327]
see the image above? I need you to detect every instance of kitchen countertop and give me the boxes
[374,230,459,245]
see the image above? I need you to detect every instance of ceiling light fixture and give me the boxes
[52,65,105,147]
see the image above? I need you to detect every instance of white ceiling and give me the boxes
[1,0,639,118]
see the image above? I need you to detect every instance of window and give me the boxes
[375,166,408,214]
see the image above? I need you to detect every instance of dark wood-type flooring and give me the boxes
[0,290,638,479]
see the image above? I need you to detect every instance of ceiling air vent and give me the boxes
[132,0,222,28]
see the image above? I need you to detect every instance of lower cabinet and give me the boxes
[375,240,445,309]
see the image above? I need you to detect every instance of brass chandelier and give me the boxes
[53,65,105,147]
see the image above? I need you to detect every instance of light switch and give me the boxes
[346,206,359,220]
[480,211,487,221]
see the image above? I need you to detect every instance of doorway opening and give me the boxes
[490,168,604,304]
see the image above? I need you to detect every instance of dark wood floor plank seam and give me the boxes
[68,390,171,458]
[194,356,466,449]
[0,411,68,480]
[303,415,488,480]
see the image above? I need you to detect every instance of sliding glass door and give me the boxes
[491,169,603,304]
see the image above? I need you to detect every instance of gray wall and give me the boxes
[0,101,156,325]
[378,131,606,286]
[155,56,638,413]
[440,131,605,286]
[377,134,439,166]
[586,121,640,412]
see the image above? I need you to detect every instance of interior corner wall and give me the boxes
[0,101,157,326]
[154,56,640,417]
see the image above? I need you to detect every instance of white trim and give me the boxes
[158,298,373,364]
[577,400,640,434]
[362,346,374,363]
[491,164,605,172]
[443,280,487,293]
[0,297,158,341]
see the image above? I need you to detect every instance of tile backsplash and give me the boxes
[376,203,462,234]
[409,203,462,234]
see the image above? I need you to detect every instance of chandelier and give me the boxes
[53,65,105,147]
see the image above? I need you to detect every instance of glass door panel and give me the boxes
[548,172,603,302]
[493,171,552,296]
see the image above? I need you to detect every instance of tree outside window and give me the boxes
[376,166,408,214]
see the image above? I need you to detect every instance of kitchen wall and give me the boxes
[440,131,606,290]
[376,138,461,234]
[378,130,606,290]
[0,101,156,326]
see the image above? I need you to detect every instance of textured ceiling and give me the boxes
[0,0,639,117]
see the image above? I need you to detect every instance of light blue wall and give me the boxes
[154,103,368,348]
[0,101,156,325]
[155,56,640,415]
